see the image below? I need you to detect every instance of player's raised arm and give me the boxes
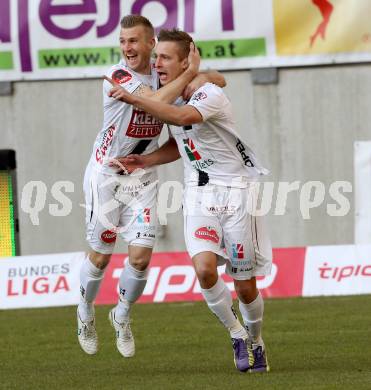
[104,74,154,101]
[104,76,137,104]
[105,42,200,104]
[111,87,202,126]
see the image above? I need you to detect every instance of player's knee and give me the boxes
[128,245,152,271]
[129,256,150,271]
[89,251,111,270]
[195,265,218,288]
[234,279,258,303]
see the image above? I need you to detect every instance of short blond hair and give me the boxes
[157,28,193,59]
[120,15,154,38]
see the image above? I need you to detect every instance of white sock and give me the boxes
[78,255,105,322]
[239,291,264,347]
[201,277,247,339]
[115,258,148,322]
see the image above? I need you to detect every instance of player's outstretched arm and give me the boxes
[110,138,180,172]
[104,76,202,126]
[106,43,200,104]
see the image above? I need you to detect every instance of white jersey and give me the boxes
[88,60,163,175]
[170,83,268,188]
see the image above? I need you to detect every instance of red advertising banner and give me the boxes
[96,248,306,305]
[4,245,369,310]
[264,247,306,298]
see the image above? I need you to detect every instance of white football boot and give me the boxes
[109,308,135,357]
[77,308,98,355]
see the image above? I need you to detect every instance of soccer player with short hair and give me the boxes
[78,16,225,357]
[108,28,272,373]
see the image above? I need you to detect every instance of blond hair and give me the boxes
[120,15,154,38]
[157,28,193,59]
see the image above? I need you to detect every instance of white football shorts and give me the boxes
[84,165,158,254]
[183,183,272,280]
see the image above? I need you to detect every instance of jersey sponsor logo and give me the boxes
[115,180,151,200]
[183,138,215,170]
[126,109,163,138]
[194,226,219,244]
[191,91,207,102]
[112,69,132,84]
[96,124,117,164]
[183,138,201,161]
[193,159,214,170]
[236,138,254,167]
[231,266,253,273]
[136,231,155,239]
[207,205,237,215]
[136,208,151,224]
[101,230,117,244]
[232,243,244,259]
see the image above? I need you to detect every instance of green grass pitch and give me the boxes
[1,295,370,389]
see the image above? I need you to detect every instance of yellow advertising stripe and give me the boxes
[274,0,371,55]
[0,172,12,257]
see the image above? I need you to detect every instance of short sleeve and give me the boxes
[187,84,225,121]
[103,66,142,96]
